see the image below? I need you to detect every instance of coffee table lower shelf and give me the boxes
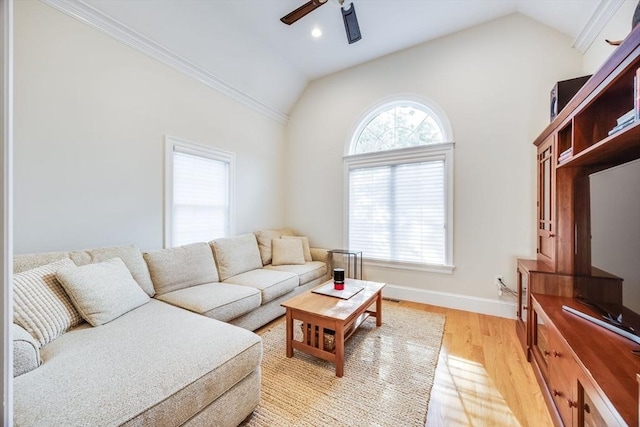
[282,279,385,377]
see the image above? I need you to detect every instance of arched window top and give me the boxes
[350,98,452,155]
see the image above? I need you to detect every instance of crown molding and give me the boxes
[573,0,625,53]
[40,0,289,124]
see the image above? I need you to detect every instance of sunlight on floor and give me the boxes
[426,352,521,427]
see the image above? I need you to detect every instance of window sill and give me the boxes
[364,259,455,275]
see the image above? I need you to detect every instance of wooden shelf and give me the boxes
[535,25,640,148]
[558,120,640,169]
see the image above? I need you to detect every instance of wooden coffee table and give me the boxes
[281,278,386,377]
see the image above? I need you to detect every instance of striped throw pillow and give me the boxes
[13,258,83,347]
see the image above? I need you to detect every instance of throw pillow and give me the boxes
[56,257,150,327]
[13,258,83,347]
[282,235,312,262]
[271,238,306,266]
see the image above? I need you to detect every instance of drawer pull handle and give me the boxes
[567,399,577,408]
[552,389,561,397]
[543,350,550,356]
[584,403,591,414]
[553,350,560,357]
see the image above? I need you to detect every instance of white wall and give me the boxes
[590,160,640,313]
[285,14,584,315]
[13,1,287,254]
[583,0,638,74]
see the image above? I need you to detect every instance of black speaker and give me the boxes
[550,75,591,121]
[333,268,344,283]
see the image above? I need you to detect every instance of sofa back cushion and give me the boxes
[14,246,155,297]
[13,252,72,274]
[13,258,83,347]
[144,242,219,295]
[210,233,263,281]
[56,258,150,326]
[82,246,155,297]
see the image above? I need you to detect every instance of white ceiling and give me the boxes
[73,0,604,119]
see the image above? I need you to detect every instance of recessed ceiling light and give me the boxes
[311,27,322,38]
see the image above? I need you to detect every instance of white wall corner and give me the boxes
[40,0,289,124]
[382,284,517,320]
[573,0,626,53]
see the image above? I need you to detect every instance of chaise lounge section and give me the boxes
[11,228,329,426]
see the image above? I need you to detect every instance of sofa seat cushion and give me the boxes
[155,283,261,322]
[265,261,328,285]
[13,299,262,427]
[223,269,298,304]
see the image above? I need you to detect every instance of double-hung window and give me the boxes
[165,136,235,248]
[345,99,454,272]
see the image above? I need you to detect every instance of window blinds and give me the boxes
[172,150,229,247]
[348,159,445,265]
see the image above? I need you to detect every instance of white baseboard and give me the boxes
[382,284,517,319]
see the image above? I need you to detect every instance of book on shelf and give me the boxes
[608,117,635,136]
[636,70,640,121]
[558,148,573,163]
[617,109,635,125]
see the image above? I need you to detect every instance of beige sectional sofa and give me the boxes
[12,230,329,426]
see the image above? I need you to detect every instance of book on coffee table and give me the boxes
[312,282,364,300]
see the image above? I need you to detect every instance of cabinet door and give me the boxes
[578,377,625,427]
[537,135,556,267]
[549,330,576,427]
[531,306,551,379]
[516,265,529,353]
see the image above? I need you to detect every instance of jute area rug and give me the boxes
[241,301,446,427]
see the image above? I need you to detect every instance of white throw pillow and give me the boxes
[282,235,312,262]
[13,258,83,347]
[271,238,306,266]
[56,257,150,326]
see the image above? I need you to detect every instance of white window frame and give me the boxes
[164,135,235,248]
[344,96,455,274]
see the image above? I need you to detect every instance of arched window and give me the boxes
[352,101,446,154]
[345,98,454,272]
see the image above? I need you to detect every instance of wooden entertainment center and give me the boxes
[516,24,640,426]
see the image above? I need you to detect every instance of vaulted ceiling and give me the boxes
[49,0,615,121]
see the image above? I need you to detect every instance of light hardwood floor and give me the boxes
[257,299,553,426]
[393,301,553,427]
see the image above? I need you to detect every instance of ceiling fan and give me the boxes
[280,0,362,44]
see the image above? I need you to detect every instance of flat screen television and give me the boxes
[579,158,640,342]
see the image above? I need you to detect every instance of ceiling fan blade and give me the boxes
[281,0,328,25]
[342,2,361,44]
